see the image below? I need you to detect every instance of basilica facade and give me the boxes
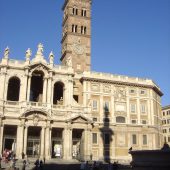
[0,0,163,162]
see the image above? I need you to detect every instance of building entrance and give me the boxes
[72,129,84,160]
[51,128,63,158]
[27,127,41,157]
[3,125,17,153]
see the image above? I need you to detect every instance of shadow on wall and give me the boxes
[99,108,114,163]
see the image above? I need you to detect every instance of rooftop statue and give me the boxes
[4,47,10,59]
[25,48,32,60]
[49,51,54,64]
[37,43,44,56]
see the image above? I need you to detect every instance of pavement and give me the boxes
[0,159,132,170]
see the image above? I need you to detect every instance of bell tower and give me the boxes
[61,0,91,73]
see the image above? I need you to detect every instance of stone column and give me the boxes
[40,127,45,158]
[45,126,50,159]
[0,72,6,101]
[137,98,141,124]
[47,77,52,104]
[20,73,28,102]
[26,76,31,101]
[23,126,28,155]
[42,78,47,103]
[16,125,24,159]
[0,123,4,154]
[63,127,72,160]
[84,126,92,160]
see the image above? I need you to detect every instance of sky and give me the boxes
[0,0,170,106]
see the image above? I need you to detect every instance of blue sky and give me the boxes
[0,0,169,106]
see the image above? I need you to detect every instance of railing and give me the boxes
[5,101,19,105]
[27,102,47,107]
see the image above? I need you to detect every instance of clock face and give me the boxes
[73,43,84,55]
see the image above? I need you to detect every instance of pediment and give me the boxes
[68,115,92,124]
[29,62,51,73]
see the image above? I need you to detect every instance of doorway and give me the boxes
[72,129,84,160]
[27,127,41,157]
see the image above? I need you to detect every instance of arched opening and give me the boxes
[53,82,64,105]
[7,77,20,101]
[30,71,44,102]
[116,116,126,123]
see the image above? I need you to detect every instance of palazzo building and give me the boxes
[0,0,163,162]
[162,105,170,145]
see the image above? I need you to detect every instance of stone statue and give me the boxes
[49,51,54,64]
[25,48,32,61]
[4,47,10,59]
[37,43,44,56]
[66,56,72,67]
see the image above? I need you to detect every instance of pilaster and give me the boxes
[26,75,31,101]
[45,124,50,159]
[40,127,45,158]
[23,126,28,155]
[16,125,24,158]
[0,121,4,154]
[42,77,47,103]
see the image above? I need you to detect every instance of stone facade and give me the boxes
[0,0,163,162]
[162,105,170,145]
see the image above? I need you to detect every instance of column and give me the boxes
[47,77,52,104]
[0,124,4,154]
[45,126,50,159]
[0,73,6,100]
[23,126,28,155]
[137,98,141,124]
[63,127,72,160]
[42,78,47,103]
[19,73,28,102]
[16,125,24,158]
[26,76,31,101]
[83,81,86,107]
[84,126,92,160]
[40,127,45,158]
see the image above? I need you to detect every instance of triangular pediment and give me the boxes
[29,62,51,72]
[68,114,92,124]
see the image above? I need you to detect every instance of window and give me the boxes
[104,101,109,112]
[81,9,87,17]
[132,134,137,145]
[167,119,170,124]
[131,119,137,124]
[93,117,97,122]
[92,133,98,144]
[72,7,78,15]
[130,89,135,94]
[104,133,110,145]
[130,104,136,113]
[163,129,167,133]
[162,120,166,125]
[163,112,165,116]
[72,25,78,33]
[141,120,147,124]
[116,116,125,123]
[168,137,170,142]
[92,100,98,111]
[143,135,147,145]
[81,26,87,34]
[141,104,146,113]
[140,90,146,95]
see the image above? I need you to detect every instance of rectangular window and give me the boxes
[131,119,137,124]
[141,104,146,113]
[93,117,97,122]
[104,133,110,145]
[130,104,136,113]
[92,133,98,144]
[143,135,147,145]
[140,90,146,95]
[104,101,109,112]
[141,120,147,124]
[132,134,137,145]
[92,100,98,111]
[168,137,170,142]
[130,89,135,94]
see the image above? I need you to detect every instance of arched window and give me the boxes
[7,77,20,101]
[116,116,126,123]
[73,7,78,15]
[72,25,78,33]
[53,82,64,105]
[30,71,44,102]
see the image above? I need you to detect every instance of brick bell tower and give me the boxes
[61,0,91,73]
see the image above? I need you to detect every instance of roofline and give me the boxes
[162,105,170,110]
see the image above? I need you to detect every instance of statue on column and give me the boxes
[49,51,54,64]
[66,56,72,67]
[25,48,32,61]
[4,47,10,59]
